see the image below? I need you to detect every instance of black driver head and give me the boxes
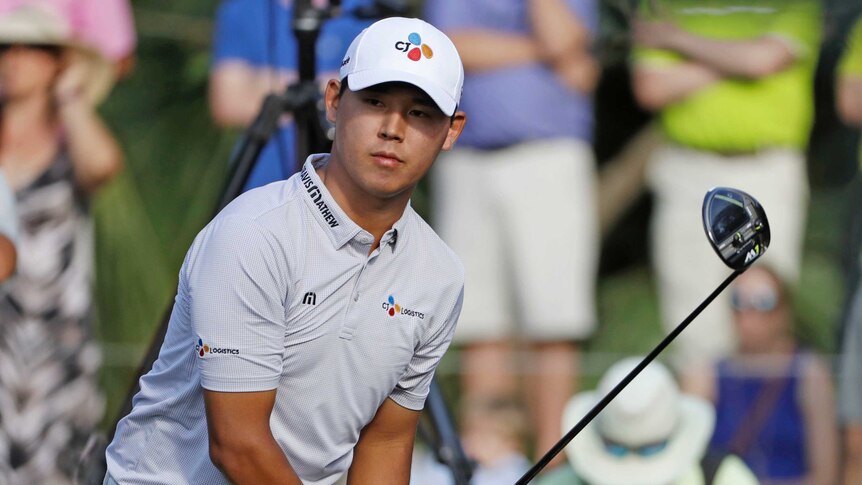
[702,187,770,271]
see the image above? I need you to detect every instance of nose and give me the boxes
[378,111,406,142]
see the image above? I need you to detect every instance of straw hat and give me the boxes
[563,358,715,485]
[0,4,115,104]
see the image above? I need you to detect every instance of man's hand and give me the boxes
[347,398,421,484]
[553,54,601,94]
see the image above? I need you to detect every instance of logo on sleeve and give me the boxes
[196,336,239,357]
[382,294,424,319]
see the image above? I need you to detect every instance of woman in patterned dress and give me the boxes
[0,5,122,484]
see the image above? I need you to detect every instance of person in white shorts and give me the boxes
[425,0,601,478]
[631,0,821,366]
[105,17,467,485]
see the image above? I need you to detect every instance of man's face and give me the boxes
[324,79,465,201]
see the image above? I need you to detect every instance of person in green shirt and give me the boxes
[835,14,862,485]
[535,358,758,485]
[630,0,821,370]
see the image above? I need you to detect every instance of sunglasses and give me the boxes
[602,437,669,458]
[730,286,779,313]
[0,43,63,56]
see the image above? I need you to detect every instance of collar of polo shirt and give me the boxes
[300,154,408,252]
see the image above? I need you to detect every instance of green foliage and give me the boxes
[94,1,234,422]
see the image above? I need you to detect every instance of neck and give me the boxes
[738,336,796,369]
[316,156,411,252]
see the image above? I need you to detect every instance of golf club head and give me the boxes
[702,187,770,270]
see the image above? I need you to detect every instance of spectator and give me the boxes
[537,357,758,485]
[423,0,600,480]
[834,13,862,485]
[0,4,123,484]
[631,0,821,365]
[209,0,372,191]
[686,265,838,485]
[0,0,137,78]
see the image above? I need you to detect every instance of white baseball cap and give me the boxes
[339,17,464,116]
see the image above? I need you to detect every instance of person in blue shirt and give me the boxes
[209,0,373,190]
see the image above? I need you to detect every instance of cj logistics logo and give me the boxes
[382,295,425,319]
[394,32,433,62]
[196,336,239,357]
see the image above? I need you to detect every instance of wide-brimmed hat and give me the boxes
[0,4,115,104]
[563,358,715,485]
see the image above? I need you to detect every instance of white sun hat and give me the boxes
[339,17,463,116]
[563,358,716,485]
[0,4,115,105]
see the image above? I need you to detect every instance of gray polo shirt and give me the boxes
[106,155,464,485]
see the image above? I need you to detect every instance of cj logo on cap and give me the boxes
[394,32,433,62]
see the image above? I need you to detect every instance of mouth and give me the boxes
[371,151,404,167]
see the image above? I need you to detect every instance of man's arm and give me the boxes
[204,389,303,485]
[446,31,544,72]
[528,0,599,93]
[631,62,721,111]
[347,398,421,485]
[634,21,797,80]
[800,357,840,485]
[209,62,294,127]
[837,76,862,126]
[55,61,124,193]
[0,235,14,283]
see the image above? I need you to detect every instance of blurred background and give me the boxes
[2,0,861,483]
[94,0,858,421]
[90,0,850,395]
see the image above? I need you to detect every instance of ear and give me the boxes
[324,79,342,124]
[441,111,467,152]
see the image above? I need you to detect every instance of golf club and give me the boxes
[515,186,770,484]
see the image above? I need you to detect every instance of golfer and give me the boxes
[105,17,466,485]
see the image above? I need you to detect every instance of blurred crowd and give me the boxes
[0,0,860,484]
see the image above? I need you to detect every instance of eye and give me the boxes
[363,97,383,107]
[409,109,430,118]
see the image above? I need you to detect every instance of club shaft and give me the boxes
[515,269,743,485]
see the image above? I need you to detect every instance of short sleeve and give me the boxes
[424,0,480,31]
[186,215,289,392]
[389,287,463,410]
[212,0,265,66]
[840,17,862,77]
[317,15,373,73]
[764,0,822,60]
[631,0,685,67]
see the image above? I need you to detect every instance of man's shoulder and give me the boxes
[191,179,305,259]
[219,178,302,224]
[404,210,464,281]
